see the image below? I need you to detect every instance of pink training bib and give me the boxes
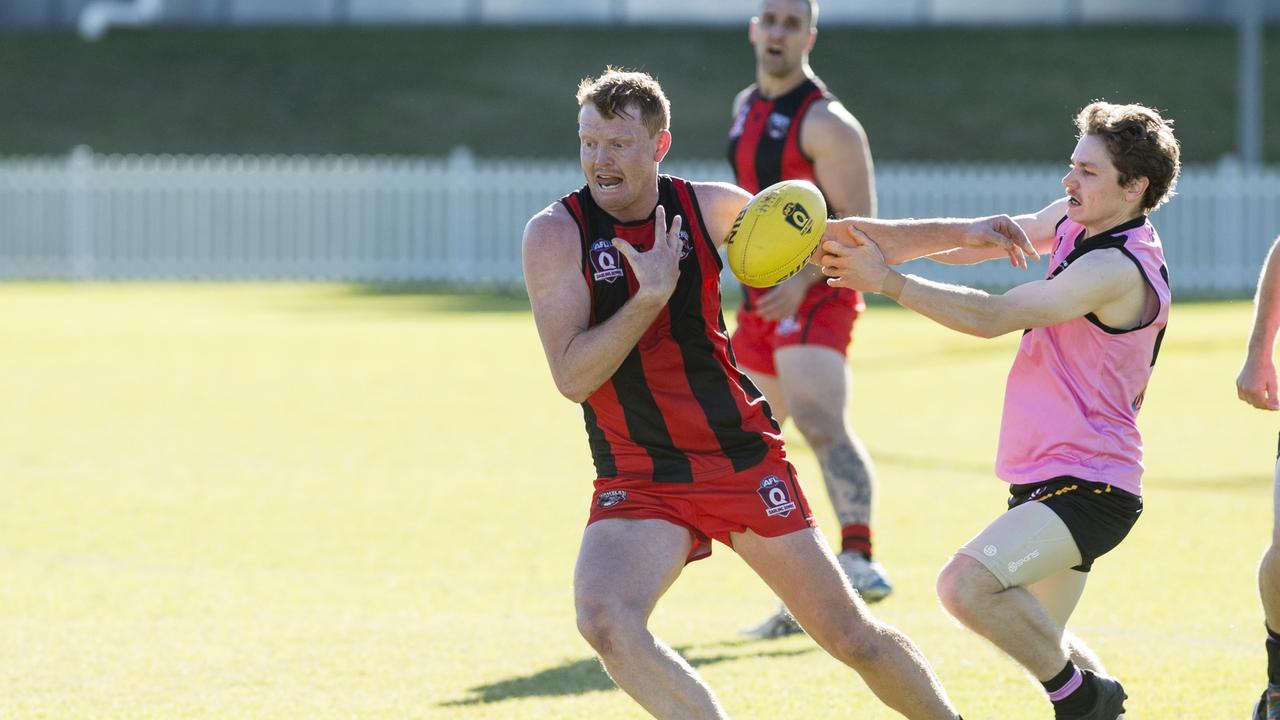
[995,215,1170,497]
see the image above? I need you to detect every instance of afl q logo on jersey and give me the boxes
[589,239,625,283]
[767,112,791,140]
[782,202,814,234]
[678,229,692,259]
[756,475,797,518]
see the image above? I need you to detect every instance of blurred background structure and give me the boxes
[2,0,1279,29]
[0,0,1275,293]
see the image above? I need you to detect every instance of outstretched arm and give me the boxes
[1238,236,1280,410]
[821,213,1038,270]
[819,226,1138,339]
[523,203,685,403]
[926,198,1067,265]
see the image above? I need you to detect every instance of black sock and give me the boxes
[1043,661,1096,717]
[1266,625,1280,685]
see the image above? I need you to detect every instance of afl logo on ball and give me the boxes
[756,475,797,518]
[782,202,813,234]
[597,490,628,508]
[589,239,625,283]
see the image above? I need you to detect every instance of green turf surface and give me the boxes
[0,284,1267,718]
[0,25,1274,162]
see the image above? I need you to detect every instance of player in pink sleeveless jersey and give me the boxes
[1236,234,1280,720]
[815,102,1180,719]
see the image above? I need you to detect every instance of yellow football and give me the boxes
[724,179,827,288]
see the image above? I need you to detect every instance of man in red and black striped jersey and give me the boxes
[727,0,892,638]
[523,67,966,720]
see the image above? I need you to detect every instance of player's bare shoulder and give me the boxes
[522,202,582,284]
[690,181,753,248]
[524,202,578,250]
[802,97,869,152]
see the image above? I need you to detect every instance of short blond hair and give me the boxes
[1076,101,1181,213]
[575,67,671,138]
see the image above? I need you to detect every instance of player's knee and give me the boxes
[1262,544,1280,583]
[788,402,842,451]
[1264,543,1280,566]
[823,620,883,669]
[936,556,986,623]
[575,594,643,656]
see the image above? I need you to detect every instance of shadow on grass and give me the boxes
[440,643,817,707]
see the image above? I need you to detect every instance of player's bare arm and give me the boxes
[522,203,684,403]
[753,99,876,321]
[1238,236,1280,410]
[820,214,1037,271]
[804,99,874,218]
[822,226,1145,338]
[927,198,1068,266]
[691,181,753,249]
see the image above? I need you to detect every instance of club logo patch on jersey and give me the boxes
[596,490,628,508]
[767,112,792,140]
[782,201,813,234]
[756,475,797,518]
[678,229,693,259]
[589,238,625,283]
[776,317,800,336]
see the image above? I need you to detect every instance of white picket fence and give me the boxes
[1,147,1277,295]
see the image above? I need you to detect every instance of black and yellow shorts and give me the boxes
[1007,476,1143,572]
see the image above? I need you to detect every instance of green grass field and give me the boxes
[0,284,1270,718]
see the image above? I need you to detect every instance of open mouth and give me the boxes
[595,173,623,191]
[766,46,784,58]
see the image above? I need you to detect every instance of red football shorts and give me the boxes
[587,456,817,563]
[732,286,863,376]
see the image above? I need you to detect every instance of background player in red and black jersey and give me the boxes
[523,67,975,720]
[728,0,892,638]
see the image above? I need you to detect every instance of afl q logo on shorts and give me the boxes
[596,490,627,508]
[756,475,797,518]
[782,202,813,234]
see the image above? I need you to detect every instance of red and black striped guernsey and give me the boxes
[726,76,859,314]
[560,175,784,483]
[726,76,830,195]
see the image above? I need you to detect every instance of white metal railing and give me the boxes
[0,147,1276,296]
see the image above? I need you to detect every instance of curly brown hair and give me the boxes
[1075,101,1181,213]
[575,67,670,138]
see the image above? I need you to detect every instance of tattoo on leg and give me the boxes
[817,433,876,526]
